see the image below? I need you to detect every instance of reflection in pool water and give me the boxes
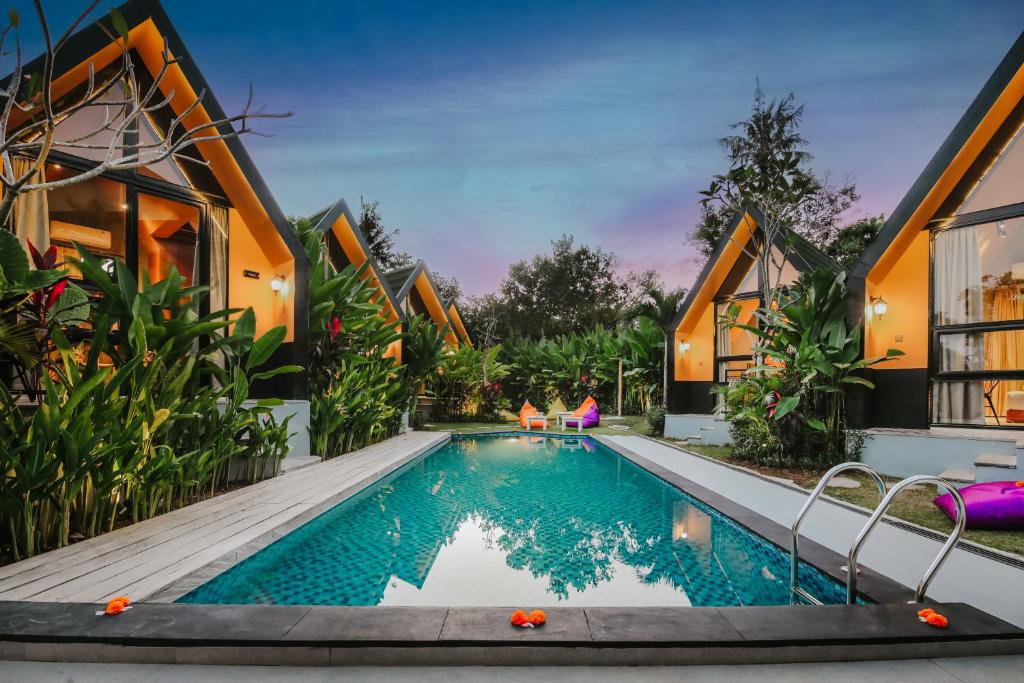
[179,435,849,606]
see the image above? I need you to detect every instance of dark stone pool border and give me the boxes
[1,430,1021,666]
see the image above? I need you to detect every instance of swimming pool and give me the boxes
[179,434,851,607]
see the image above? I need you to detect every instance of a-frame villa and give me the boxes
[664,208,836,442]
[310,197,404,361]
[3,0,311,449]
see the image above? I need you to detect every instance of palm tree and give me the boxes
[621,283,686,408]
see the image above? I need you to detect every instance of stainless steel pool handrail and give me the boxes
[790,462,886,605]
[846,475,967,604]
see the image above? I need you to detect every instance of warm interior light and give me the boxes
[871,295,888,319]
[678,340,690,353]
[270,275,284,293]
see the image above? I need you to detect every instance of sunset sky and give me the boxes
[27,0,1024,295]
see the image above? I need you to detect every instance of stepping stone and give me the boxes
[826,476,861,489]
[939,467,976,484]
[975,453,1017,469]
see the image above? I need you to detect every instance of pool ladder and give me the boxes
[790,463,967,606]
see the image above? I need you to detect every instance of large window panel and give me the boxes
[137,193,200,287]
[715,299,759,359]
[45,165,126,279]
[933,379,1024,426]
[936,329,1024,373]
[933,219,1024,326]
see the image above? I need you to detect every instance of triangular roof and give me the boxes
[850,29,1024,287]
[445,298,473,347]
[671,207,838,335]
[310,196,401,321]
[385,260,458,345]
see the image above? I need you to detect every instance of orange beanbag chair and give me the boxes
[519,401,545,428]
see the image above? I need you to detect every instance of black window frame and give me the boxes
[929,202,1024,427]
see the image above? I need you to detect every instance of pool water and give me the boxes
[179,434,851,607]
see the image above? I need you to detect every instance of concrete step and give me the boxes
[975,453,1018,469]
[939,467,976,484]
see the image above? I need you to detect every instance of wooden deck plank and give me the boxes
[0,432,448,603]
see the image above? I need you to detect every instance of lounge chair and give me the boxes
[559,396,600,432]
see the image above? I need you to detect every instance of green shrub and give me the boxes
[0,243,296,560]
[645,405,666,436]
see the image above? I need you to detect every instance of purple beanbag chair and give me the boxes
[934,481,1024,530]
[563,403,600,429]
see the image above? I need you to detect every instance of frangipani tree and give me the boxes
[0,1,290,227]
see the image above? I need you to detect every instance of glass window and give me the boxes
[937,329,1024,373]
[958,128,1024,215]
[137,193,200,286]
[717,359,754,383]
[45,165,126,279]
[734,259,758,295]
[51,83,127,163]
[136,113,191,187]
[933,219,1024,326]
[715,299,759,358]
[932,379,1024,426]
[766,245,800,290]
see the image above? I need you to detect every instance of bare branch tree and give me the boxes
[0,2,292,226]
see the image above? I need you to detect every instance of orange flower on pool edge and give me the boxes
[102,596,132,616]
[917,608,935,619]
[1016,481,1024,487]
[926,613,949,628]
[528,610,546,626]
[510,610,528,626]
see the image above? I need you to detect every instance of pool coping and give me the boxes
[1,430,1022,666]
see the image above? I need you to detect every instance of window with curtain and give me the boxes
[43,164,126,280]
[932,218,1024,426]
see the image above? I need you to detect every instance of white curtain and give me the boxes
[208,205,228,315]
[10,157,49,259]
[932,226,984,424]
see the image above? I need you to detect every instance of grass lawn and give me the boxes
[422,414,653,438]
[677,442,1024,559]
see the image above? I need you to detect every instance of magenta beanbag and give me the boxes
[933,481,1024,530]
[564,403,600,429]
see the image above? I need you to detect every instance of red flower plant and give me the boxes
[327,314,342,341]
[766,391,782,418]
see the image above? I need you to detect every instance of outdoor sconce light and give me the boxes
[870,295,888,319]
[678,340,691,354]
[270,274,285,295]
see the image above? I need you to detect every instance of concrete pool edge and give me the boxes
[0,601,1021,666]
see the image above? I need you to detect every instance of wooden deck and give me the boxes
[0,431,449,604]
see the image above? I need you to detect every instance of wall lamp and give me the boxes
[270,274,286,295]
[870,295,887,319]
[678,340,691,354]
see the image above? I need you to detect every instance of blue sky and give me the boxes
[23,1,1024,294]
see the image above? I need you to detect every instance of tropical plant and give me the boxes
[402,314,449,426]
[430,345,510,422]
[0,243,296,561]
[715,268,902,467]
[298,219,406,460]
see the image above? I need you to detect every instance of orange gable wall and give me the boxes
[414,272,458,346]
[329,213,399,325]
[673,213,757,381]
[865,230,929,367]
[448,305,472,347]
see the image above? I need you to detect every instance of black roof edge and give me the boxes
[849,29,1024,283]
[310,196,402,316]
